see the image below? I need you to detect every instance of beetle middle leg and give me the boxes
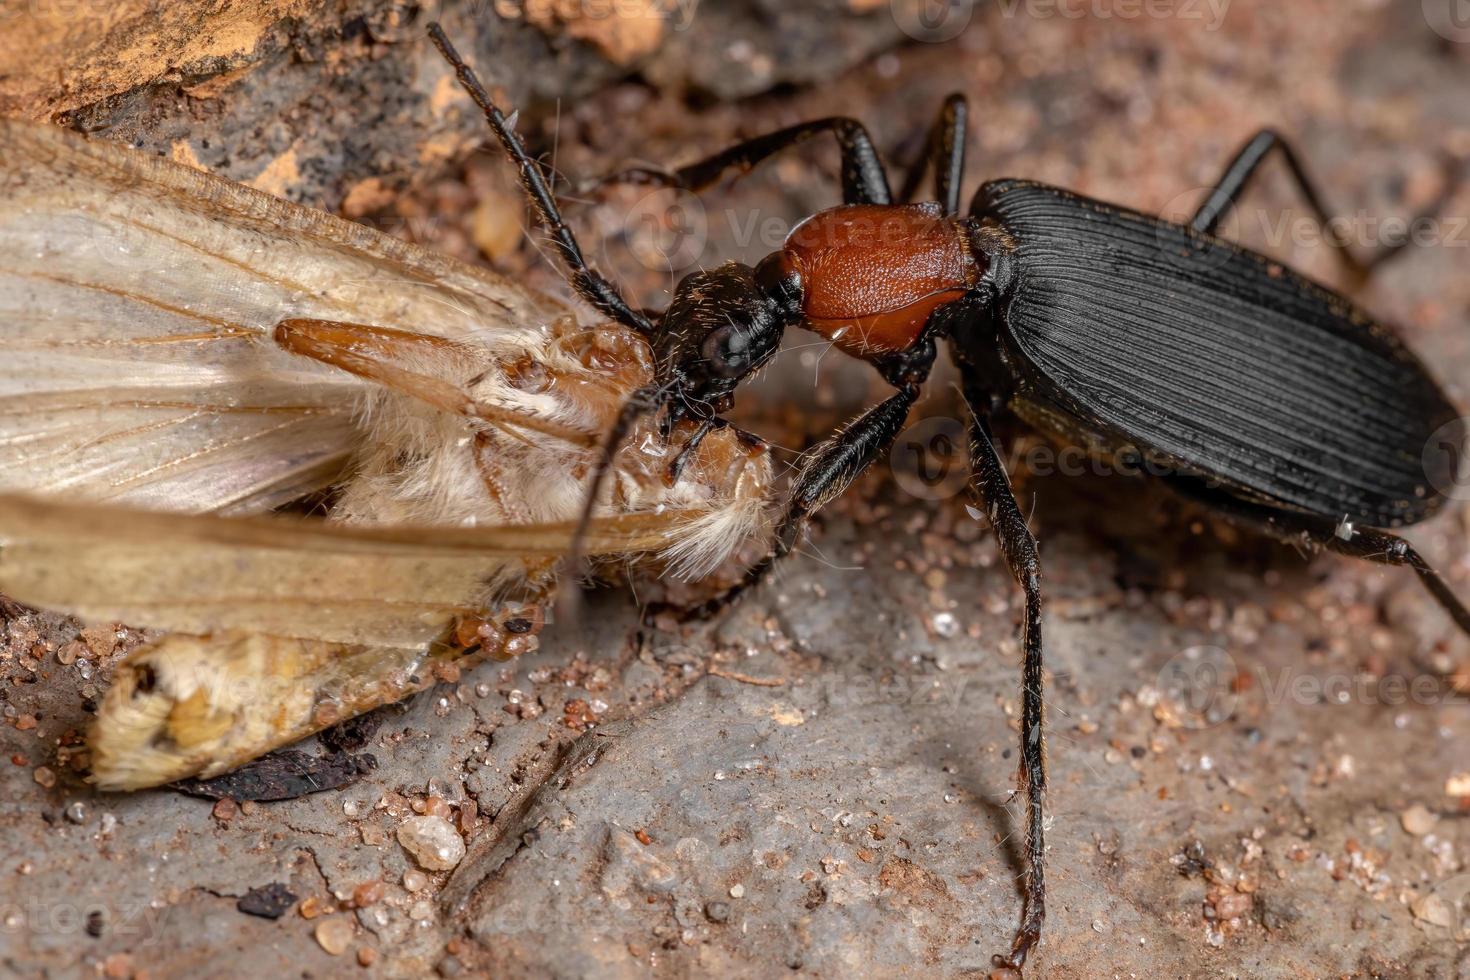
[593,116,894,205]
[674,378,925,620]
[1191,128,1462,280]
[964,399,1048,972]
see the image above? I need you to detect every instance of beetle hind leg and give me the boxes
[1169,480,1470,637]
[1311,522,1470,636]
[1191,128,1463,283]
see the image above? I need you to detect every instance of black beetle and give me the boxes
[430,27,1467,970]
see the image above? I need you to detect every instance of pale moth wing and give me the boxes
[0,117,569,515]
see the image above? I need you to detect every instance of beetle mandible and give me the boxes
[430,26,1468,972]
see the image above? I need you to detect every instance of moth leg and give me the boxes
[1191,128,1463,280]
[428,25,653,336]
[274,318,598,447]
[1168,479,1470,636]
[675,381,922,621]
[965,406,1047,972]
[593,117,894,206]
[896,93,968,214]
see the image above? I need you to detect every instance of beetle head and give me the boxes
[649,256,800,429]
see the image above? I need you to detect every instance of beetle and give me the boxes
[429,26,1468,971]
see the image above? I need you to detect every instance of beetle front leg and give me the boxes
[672,382,922,621]
[965,409,1047,972]
[1192,128,1463,281]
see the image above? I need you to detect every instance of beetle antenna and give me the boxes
[556,383,670,621]
[426,24,654,336]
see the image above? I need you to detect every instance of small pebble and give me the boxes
[64,801,89,824]
[1412,892,1455,927]
[1212,891,1252,919]
[357,947,378,968]
[1401,804,1438,836]
[315,916,354,955]
[705,900,731,922]
[299,896,330,919]
[930,612,959,638]
[728,883,745,899]
[1447,772,1470,797]
[398,815,466,870]
[403,869,429,892]
[352,880,385,908]
[102,952,132,978]
[32,766,55,789]
[361,824,388,847]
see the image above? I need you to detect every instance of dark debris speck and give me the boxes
[236,882,297,920]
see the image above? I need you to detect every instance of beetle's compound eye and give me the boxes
[701,324,756,378]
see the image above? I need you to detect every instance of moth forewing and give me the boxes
[0,119,775,790]
[0,492,757,790]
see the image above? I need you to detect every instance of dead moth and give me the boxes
[0,119,772,790]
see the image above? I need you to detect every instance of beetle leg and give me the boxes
[1167,480,1470,637]
[589,117,893,206]
[558,382,669,620]
[1191,128,1463,282]
[667,416,720,484]
[668,382,921,621]
[896,93,968,214]
[965,408,1047,972]
[1325,525,1470,636]
[429,26,654,336]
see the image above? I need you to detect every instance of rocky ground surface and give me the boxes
[5,1,1470,977]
